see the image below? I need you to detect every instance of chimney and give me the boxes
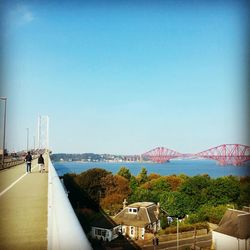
[123,199,128,209]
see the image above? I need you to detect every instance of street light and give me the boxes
[168,216,179,250]
[177,217,179,250]
[0,97,7,169]
[26,128,29,152]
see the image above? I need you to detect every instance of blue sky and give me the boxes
[0,0,249,154]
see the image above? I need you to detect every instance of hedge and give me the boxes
[164,222,209,234]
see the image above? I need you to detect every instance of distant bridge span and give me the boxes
[142,144,250,166]
[142,147,183,163]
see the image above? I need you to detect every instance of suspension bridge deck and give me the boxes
[0,158,48,250]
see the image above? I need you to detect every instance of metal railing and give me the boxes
[0,149,46,170]
[0,158,24,169]
[47,156,92,250]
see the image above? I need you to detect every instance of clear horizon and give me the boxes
[0,0,249,155]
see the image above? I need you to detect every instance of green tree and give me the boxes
[179,175,211,209]
[151,177,171,192]
[207,176,240,205]
[179,175,211,195]
[117,167,132,180]
[129,175,139,191]
[187,205,227,224]
[137,167,148,185]
[76,168,110,204]
[160,215,169,229]
[160,191,191,218]
[141,177,171,192]
[238,177,250,207]
[129,187,159,204]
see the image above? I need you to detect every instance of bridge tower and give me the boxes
[37,115,49,150]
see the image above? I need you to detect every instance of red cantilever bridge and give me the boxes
[142,144,250,166]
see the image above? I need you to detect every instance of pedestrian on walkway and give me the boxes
[25,151,32,173]
[38,154,45,173]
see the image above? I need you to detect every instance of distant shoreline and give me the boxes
[53,160,250,178]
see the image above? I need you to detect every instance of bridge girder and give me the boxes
[142,144,250,166]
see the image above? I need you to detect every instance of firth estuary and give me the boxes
[53,159,250,178]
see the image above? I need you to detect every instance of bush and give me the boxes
[187,213,205,224]
[164,222,209,234]
[195,222,209,231]
[187,205,227,224]
[160,216,169,229]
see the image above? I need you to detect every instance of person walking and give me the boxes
[25,151,32,173]
[38,154,45,173]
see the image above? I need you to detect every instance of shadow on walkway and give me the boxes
[63,174,141,250]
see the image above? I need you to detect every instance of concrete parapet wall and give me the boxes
[47,156,92,250]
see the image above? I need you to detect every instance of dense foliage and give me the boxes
[163,222,209,234]
[64,167,250,224]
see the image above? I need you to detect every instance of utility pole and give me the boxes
[177,217,179,250]
[0,97,7,168]
[26,128,29,152]
[194,226,196,249]
[37,116,40,149]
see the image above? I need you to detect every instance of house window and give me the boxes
[95,229,102,236]
[95,228,107,237]
[141,228,145,239]
[130,226,134,236]
[128,208,138,214]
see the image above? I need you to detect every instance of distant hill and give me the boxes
[50,153,127,162]
[50,153,102,162]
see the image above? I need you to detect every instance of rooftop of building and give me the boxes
[214,208,250,239]
[128,202,155,208]
[91,211,119,229]
[114,202,159,228]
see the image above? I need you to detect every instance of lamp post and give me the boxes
[177,217,179,250]
[193,225,196,249]
[26,128,29,152]
[167,216,179,250]
[0,97,7,169]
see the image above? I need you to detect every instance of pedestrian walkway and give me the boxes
[0,156,48,250]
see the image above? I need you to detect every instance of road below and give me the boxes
[142,234,212,250]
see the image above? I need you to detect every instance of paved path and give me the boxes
[0,157,48,250]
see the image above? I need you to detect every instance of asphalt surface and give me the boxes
[0,157,48,250]
[142,234,212,250]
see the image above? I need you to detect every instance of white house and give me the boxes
[113,201,161,240]
[212,207,250,250]
[91,212,121,242]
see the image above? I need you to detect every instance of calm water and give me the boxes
[53,159,250,178]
